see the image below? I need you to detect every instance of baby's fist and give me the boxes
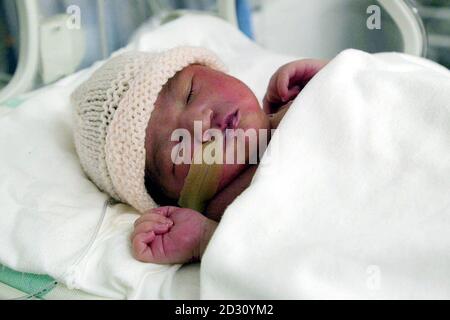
[132,206,213,265]
[263,59,328,114]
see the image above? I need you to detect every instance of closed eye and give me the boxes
[186,77,194,104]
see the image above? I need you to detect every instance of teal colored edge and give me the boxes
[0,97,26,109]
[0,264,57,298]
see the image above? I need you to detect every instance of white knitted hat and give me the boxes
[71,46,227,213]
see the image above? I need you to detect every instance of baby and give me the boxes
[72,46,327,265]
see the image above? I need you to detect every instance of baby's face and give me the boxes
[145,65,269,203]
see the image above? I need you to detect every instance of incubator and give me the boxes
[0,0,444,104]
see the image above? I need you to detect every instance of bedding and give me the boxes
[3,12,448,300]
[0,264,107,300]
[0,14,292,299]
[201,49,450,299]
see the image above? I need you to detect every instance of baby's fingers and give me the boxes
[277,69,291,102]
[134,212,173,228]
[133,221,171,238]
[277,64,302,102]
[132,231,156,262]
[263,73,283,111]
[277,59,329,102]
[286,85,301,100]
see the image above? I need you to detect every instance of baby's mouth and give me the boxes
[224,109,240,130]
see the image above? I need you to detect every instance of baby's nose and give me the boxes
[187,109,213,143]
[201,109,213,131]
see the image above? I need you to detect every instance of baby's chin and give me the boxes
[217,163,247,192]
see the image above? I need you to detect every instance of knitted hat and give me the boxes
[71,46,227,213]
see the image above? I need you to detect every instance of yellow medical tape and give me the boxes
[178,141,223,213]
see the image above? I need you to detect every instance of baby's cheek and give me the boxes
[174,164,190,186]
[218,163,247,192]
[239,110,270,132]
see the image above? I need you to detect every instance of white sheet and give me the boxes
[0,15,292,299]
[201,49,450,299]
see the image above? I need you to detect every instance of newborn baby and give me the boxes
[72,46,326,265]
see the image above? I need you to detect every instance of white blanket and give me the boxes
[201,49,450,299]
[0,15,291,299]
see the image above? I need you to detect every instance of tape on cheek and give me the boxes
[178,141,223,213]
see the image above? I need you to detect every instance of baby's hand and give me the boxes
[132,206,217,264]
[263,59,328,114]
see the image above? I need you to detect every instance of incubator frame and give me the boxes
[0,0,428,104]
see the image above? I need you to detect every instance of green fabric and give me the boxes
[0,264,57,298]
[1,97,25,108]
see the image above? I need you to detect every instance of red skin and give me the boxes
[263,59,328,114]
[132,206,216,264]
[144,64,269,201]
[133,59,328,264]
